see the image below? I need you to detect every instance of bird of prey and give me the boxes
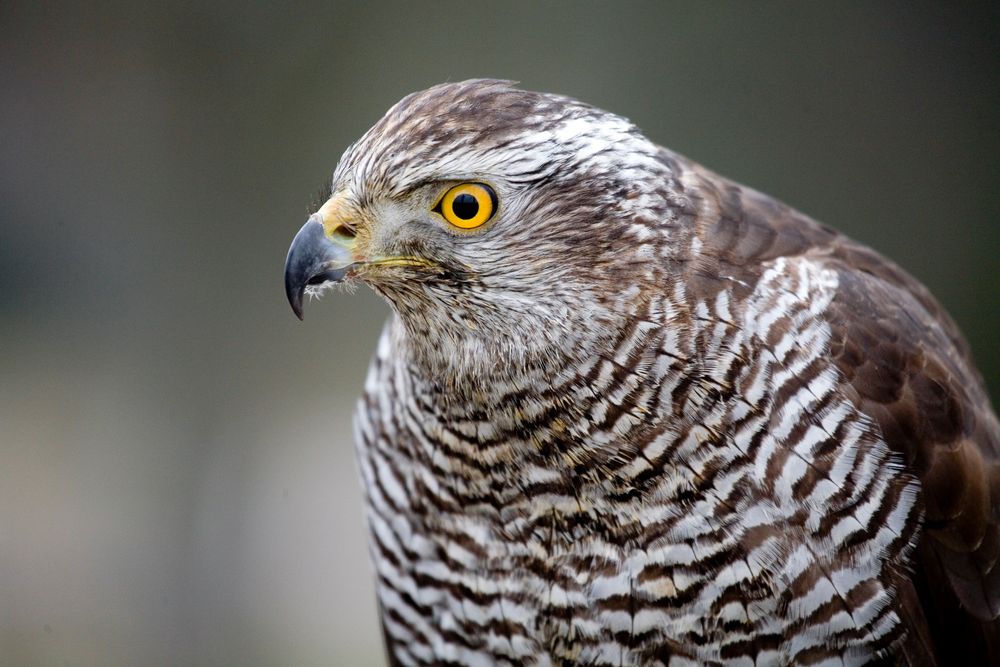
[283,80,999,666]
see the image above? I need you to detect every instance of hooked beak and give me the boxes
[283,199,358,320]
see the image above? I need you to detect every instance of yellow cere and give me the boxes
[437,183,496,229]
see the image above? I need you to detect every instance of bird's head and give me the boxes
[284,80,682,382]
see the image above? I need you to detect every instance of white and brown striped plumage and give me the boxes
[284,80,1000,665]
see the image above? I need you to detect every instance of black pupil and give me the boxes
[452,193,480,220]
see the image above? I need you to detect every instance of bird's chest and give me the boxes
[360,398,904,667]
[358,281,910,664]
[364,439,786,665]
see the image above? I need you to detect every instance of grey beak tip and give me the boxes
[285,265,306,320]
[290,295,305,321]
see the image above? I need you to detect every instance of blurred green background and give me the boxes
[1,2,997,666]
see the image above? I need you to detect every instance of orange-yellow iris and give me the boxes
[437,183,497,229]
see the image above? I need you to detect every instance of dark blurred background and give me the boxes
[1,2,997,665]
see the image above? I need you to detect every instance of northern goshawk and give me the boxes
[283,80,999,665]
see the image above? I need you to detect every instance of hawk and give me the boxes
[283,80,999,665]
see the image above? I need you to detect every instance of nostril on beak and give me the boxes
[331,223,357,243]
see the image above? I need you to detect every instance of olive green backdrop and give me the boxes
[2,2,997,665]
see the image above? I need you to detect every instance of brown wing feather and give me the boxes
[676,154,1000,662]
[816,241,1000,662]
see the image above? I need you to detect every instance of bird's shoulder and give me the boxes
[664,149,1000,660]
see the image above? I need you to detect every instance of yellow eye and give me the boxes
[434,183,497,229]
